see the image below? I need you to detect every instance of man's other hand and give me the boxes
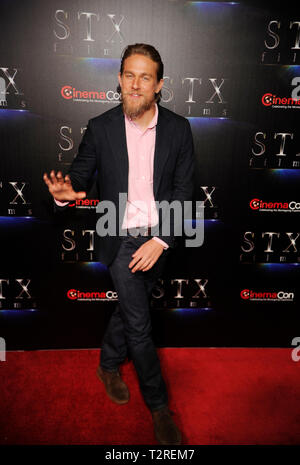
[129,238,164,273]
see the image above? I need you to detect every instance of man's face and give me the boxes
[118,54,164,119]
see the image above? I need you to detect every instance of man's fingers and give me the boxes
[129,256,140,269]
[130,255,152,273]
[129,251,145,266]
[142,262,153,272]
[132,259,153,272]
[43,171,59,185]
[56,171,64,183]
[43,170,84,201]
[45,170,66,187]
[129,239,164,272]
[129,254,143,271]
[141,260,153,271]
[50,170,59,184]
[43,173,51,187]
[75,191,86,199]
[131,248,162,272]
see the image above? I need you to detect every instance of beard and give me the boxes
[121,92,155,120]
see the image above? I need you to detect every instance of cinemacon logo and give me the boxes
[67,289,118,301]
[68,198,99,208]
[250,198,300,211]
[240,289,294,302]
[61,85,120,102]
[262,93,300,107]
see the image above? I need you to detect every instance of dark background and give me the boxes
[0,0,299,349]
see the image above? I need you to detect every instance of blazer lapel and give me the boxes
[153,105,172,198]
[104,104,129,194]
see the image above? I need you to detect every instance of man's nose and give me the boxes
[132,77,140,89]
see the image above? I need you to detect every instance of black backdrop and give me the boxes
[1,0,299,349]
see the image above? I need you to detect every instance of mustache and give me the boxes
[123,92,143,96]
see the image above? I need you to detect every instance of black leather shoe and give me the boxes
[96,366,129,405]
[152,406,182,445]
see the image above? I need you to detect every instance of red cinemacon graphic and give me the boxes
[240,289,294,301]
[67,289,118,300]
[61,85,120,101]
[262,93,300,107]
[68,199,100,208]
[249,198,300,211]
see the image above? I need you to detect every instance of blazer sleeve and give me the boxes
[53,119,97,213]
[67,119,97,193]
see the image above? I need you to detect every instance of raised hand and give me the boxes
[43,170,86,202]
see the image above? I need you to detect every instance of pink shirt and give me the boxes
[56,104,168,249]
[121,104,168,249]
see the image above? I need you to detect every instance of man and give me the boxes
[43,43,195,445]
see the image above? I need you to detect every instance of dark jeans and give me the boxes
[100,233,170,411]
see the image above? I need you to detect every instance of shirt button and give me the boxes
[142,176,145,180]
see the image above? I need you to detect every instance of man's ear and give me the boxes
[118,72,122,88]
[156,78,164,94]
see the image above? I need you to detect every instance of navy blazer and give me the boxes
[56,103,195,266]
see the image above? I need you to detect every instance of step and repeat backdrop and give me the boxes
[1,0,299,349]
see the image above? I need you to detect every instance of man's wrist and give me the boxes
[152,237,169,250]
[54,198,69,206]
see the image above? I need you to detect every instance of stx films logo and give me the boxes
[58,124,87,165]
[249,130,300,169]
[61,228,97,261]
[261,19,300,65]
[162,76,229,118]
[151,278,210,309]
[241,289,294,302]
[0,181,32,216]
[0,67,26,109]
[0,278,36,310]
[240,231,300,263]
[197,186,219,219]
[53,9,125,57]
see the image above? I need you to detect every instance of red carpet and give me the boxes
[1,348,300,445]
